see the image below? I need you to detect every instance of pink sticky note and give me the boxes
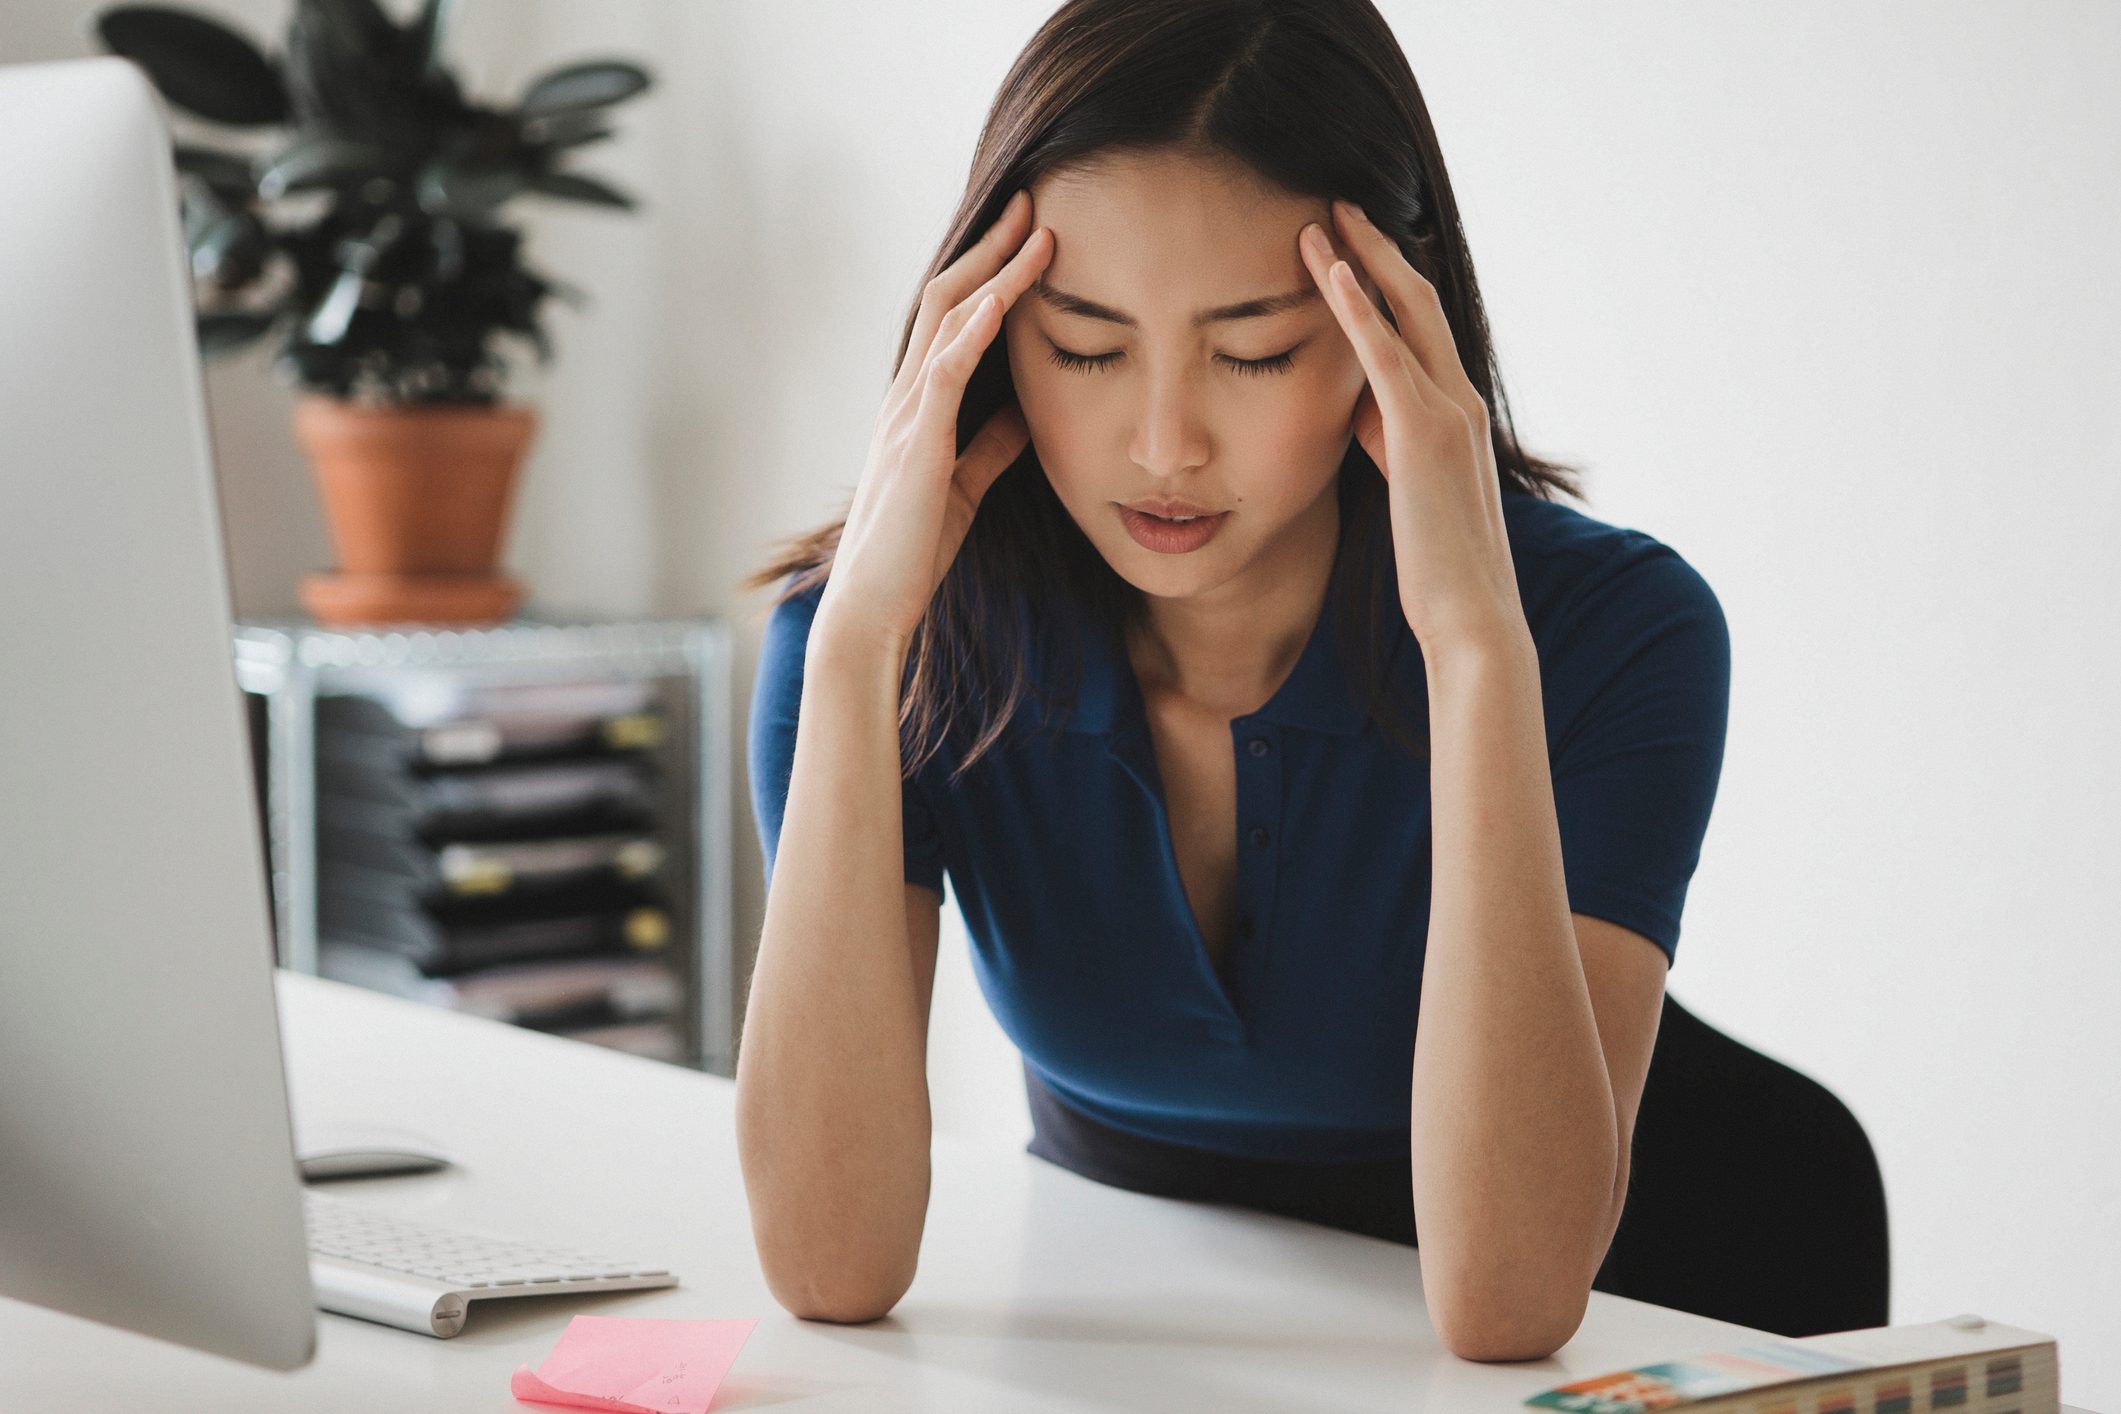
[511,1314,760,1414]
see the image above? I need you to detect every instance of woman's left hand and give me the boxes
[1299,199,1526,654]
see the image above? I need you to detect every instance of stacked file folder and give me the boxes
[313,675,689,1063]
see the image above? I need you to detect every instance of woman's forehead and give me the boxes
[1028,153,1324,316]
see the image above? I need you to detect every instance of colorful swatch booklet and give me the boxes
[1525,1314,2059,1413]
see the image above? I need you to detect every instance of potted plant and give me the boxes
[93,0,653,626]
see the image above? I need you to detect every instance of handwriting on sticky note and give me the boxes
[511,1314,760,1414]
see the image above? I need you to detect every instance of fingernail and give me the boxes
[1301,223,1328,257]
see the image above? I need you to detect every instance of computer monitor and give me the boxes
[0,55,317,1371]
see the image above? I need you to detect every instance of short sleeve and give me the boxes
[746,580,946,897]
[1543,547,1731,967]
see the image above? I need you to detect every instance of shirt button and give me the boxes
[1238,916,1254,939]
[1249,826,1270,848]
[1247,737,1270,757]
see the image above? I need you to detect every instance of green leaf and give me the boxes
[521,109,615,150]
[306,267,366,345]
[407,0,457,73]
[93,5,287,126]
[544,273,591,310]
[525,170,636,210]
[173,143,257,197]
[415,158,529,217]
[331,217,402,276]
[516,60,650,117]
[180,189,226,248]
[256,135,396,198]
[297,0,400,60]
[542,126,613,156]
[283,0,431,138]
[188,211,251,278]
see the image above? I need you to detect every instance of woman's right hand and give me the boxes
[814,188,1054,655]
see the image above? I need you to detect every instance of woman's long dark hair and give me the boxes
[742,0,1587,783]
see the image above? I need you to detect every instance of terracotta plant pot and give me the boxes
[293,393,537,627]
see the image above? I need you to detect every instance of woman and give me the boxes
[737,0,1730,1363]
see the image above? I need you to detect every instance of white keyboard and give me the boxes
[303,1189,677,1337]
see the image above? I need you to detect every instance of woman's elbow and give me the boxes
[764,1262,914,1325]
[1433,1292,1586,1363]
[784,1293,904,1325]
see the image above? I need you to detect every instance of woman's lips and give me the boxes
[1117,505,1230,553]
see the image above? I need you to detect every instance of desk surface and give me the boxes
[0,972,2055,1411]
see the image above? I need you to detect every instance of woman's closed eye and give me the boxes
[1044,339,1302,377]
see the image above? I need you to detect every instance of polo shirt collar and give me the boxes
[1046,547,1372,739]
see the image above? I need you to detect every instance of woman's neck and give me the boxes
[1125,479,1340,718]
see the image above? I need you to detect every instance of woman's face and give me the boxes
[1003,147,1378,600]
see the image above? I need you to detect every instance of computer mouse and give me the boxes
[297,1145,455,1183]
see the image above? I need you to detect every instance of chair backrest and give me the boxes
[1592,993,1891,1337]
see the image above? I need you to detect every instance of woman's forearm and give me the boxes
[734,611,933,1321]
[1409,617,1619,1361]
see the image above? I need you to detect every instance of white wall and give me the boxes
[9,2,2115,1402]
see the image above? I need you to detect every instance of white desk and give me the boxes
[0,972,2072,1410]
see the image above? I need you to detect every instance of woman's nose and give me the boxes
[1128,370,1209,477]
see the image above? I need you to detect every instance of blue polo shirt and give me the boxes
[747,486,1730,1163]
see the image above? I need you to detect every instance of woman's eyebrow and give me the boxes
[1029,279,1320,328]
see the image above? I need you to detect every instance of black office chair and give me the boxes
[1591,993,1891,1337]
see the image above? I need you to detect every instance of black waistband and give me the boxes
[1020,1059,1418,1248]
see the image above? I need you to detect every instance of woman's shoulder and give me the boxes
[1495,494,1730,745]
[753,572,1018,765]
[752,573,834,713]
[762,572,829,624]
[757,569,832,647]
[1499,489,1724,641]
